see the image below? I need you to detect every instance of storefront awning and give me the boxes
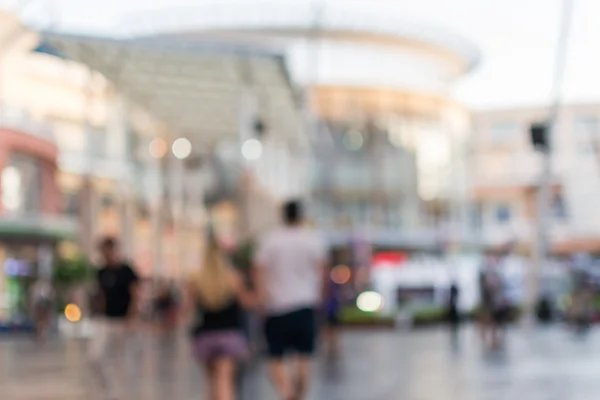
[39,32,308,152]
[0,215,78,242]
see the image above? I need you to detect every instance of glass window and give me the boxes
[88,126,107,159]
[490,122,519,143]
[574,116,599,153]
[470,203,483,231]
[62,191,79,217]
[1,166,23,213]
[1,154,42,215]
[495,204,511,224]
[553,193,567,220]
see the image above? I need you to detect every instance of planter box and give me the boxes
[340,319,396,329]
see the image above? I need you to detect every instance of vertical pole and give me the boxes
[168,155,185,278]
[116,97,135,260]
[303,0,325,213]
[79,67,96,260]
[237,59,257,240]
[150,154,164,278]
[527,0,574,320]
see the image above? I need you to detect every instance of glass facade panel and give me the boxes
[1,154,42,215]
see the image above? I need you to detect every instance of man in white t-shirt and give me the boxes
[254,200,328,400]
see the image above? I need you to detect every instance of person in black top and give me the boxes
[89,237,139,400]
[447,282,461,348]
[448,283,460,326]
[186,240,255,400]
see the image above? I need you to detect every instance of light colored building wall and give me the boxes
[0,16,203,276]
[472,103,600,251]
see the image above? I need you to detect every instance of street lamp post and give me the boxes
[148,136,192,279]
[171,137,192,278]
[148,137,167,278]
[527,0,575,322]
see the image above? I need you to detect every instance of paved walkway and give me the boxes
[2,326,600,399]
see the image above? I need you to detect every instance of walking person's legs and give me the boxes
[88,319,115,399]
[289,309,317,400]
[265,314,294,399]
[265,309,317,400]
[204,361,218,400]
[114,322,138,396]
[212,357,236,400]
[268,358,294,400]
[323,320,341,359]
[34,308,50,342]
[292,355,312,400]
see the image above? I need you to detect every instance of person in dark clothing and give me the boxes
[88,237,140,400]
[155,280,179,333]
[448,283,460,328]
[187,241,255,400]
[479,256,506,350]
[324,280,342,359]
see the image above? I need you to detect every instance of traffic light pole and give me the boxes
[526,0,574,322]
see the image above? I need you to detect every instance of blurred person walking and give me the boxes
[323,278,342,360]
[88,237,140,400]
[29,277,55,342]
[187,240,255,400]
[569,261,593,334]
[254,200,328,400]
[479,254,507,350]
[154,280,179,334]
[447,282,460,333]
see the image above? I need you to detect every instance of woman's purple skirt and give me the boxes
[192,330,248,362]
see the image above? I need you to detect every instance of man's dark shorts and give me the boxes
[264,308,317,358]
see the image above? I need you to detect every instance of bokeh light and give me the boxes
[331,265,351,285]
[172,137,192,159]
[343,129,364,150]
[148,138,167,159]
[64,303,82,323]
[356,291,384,313]
[241,138,263,160]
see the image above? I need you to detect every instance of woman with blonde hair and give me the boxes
[188,240,255,400]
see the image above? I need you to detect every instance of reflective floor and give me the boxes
[2,325,600,399]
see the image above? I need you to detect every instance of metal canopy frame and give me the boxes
[40,32,307,151]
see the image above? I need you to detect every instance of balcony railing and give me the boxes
[0,103,54,143]
[473,152,546,187]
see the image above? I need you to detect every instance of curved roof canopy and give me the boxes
[40,32,307,152]
[119,2,480,70]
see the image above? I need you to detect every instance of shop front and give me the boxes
[0,122,68,328]
[0,220,76,328]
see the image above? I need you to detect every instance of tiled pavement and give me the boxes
[2,326,600,399]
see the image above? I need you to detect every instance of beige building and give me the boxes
[0,9,309,290]
[144,2,479,249]
[471,103,600,254]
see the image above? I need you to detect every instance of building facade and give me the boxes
[0,10,207,280]
[131,2,479,250]
[0,118,70,322]
[471,103,600,254]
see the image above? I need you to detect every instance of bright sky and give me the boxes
[3,0,600,109]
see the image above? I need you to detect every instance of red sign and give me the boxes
[372,252,408,268]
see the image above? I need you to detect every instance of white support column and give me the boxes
[119,185,136,261]
[107,95,128,161]
[237,85,258,239]
[79,68,97,260]
[185,163,206,275]
[168,155,185,278]
[147,151,164,278]
[79,177,98,260]
[115,97,136,260]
